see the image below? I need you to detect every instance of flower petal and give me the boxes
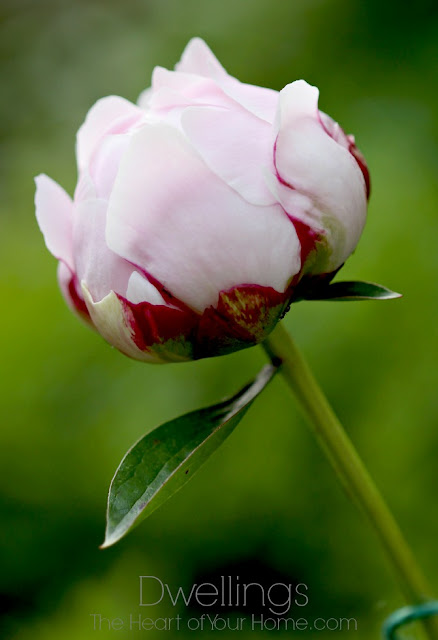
[274,80,367,270]
[35,174,74,269]
[151,66,233,111]
[91,134,131,200]
[76,96,142,171]
[73,198,135,302]
[175,38,278,123]
[137,87,152,109]
[81,284,159,362]
[195,284,290,358]
[57,261,92,324]
[181,105,276,205]
[126,271,167,306]
[106,124,301,312]
[175,37,229,81]
[120,297,198,362]
[82,283,198,363]
[220,78,278,123]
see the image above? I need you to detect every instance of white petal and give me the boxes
[82,283,161,362]
[276,80,319,127]
[126,271,167,306]
[106,124,301,312]
[35,174,74,269]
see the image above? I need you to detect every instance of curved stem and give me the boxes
[263,322,438,639]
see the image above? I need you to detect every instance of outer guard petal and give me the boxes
[195,284,291,358]
[126,271,167,306]
[73,198,135,302]
[106,124,300,312]
[82,284,160,362]
[57,261,92,324]
[35,174,74,269]
[120,297,198,362]
[82,280,293,363]
[275,80,367,272]
[82,283,198,363]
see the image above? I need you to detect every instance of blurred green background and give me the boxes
[1,0,438,637]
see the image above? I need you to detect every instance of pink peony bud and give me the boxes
[35,38,369,363]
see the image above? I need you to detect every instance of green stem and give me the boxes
[263,322,438,639]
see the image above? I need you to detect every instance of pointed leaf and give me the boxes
[102,364,278,548]
[302,280,401,301]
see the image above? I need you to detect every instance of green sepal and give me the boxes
[299,280,401,302]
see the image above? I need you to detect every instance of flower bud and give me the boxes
[35,38,369,363]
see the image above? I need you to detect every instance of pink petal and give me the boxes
[106,124,300,313]
[57,261,92,324]
[319,111,371,199]
[220,77,278,123]
[73,198,135,302]
[148,86,193,112]
[76,96,142,172]
[74,170,97,203]
[35,174,74,269]
[137,87,152,109]
[274,80,367,270]
[90,134,131,200]
[176,38,278,123]
[175,37,229,80]
[181,105,276,206]
[151,66,233,110]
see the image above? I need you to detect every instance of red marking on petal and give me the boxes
[273,136,296,190]
[348,141,371,199]
[108,281,301,361]
[68,278,90,318]
[318,112,370,200]
[118,295,198,354]
[59,261,94,328]
[128,264,195,311]
[196,284,290,358]
[290,217,321,267]
[273,138,321,268]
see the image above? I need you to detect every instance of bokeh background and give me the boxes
[1,0,438,637]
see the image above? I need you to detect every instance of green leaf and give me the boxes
[302,280,402,302]
[101,364,278,548]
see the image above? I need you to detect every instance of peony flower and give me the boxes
[35,38,370,363]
